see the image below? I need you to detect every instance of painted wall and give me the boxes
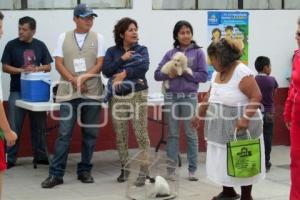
[0,1,295,155]
[0,0,299,99]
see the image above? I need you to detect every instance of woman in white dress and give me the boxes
[193,38,265,200]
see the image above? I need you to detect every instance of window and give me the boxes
[243,0,282,9]
[81,0,132,9]
[27,0,76,9]
[0,0,132,10]
[197,0,238,9]
[153,0,238,9]
[0,0,21,9]
[284,0,300,9]
[152,0,300,10]
[152,0,196,10]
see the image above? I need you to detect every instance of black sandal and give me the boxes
[212,192,241,200]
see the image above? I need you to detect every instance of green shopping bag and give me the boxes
[0,129,4,140]
[227,129,261,178]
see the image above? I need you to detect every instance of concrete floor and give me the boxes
[3,145,290,200]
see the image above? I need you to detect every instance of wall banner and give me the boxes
[207,11,249,80]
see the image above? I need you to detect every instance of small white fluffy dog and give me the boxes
[160,52,192,92]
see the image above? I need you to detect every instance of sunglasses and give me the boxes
[296,32,300,37]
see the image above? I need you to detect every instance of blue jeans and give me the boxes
[49,98,101,178]
[164,93,198,173]
[7,92,48,163]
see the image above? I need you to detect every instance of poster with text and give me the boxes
[207,11,249,80]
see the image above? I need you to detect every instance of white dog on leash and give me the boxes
[160,52,192,92]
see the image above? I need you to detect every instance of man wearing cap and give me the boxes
[41,4,105,188]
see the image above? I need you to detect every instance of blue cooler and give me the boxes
[20,72,51,102]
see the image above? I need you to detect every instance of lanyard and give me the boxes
[73,31,89,51]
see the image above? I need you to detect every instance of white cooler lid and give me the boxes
[21,72,51,80]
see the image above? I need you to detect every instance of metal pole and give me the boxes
[21,0,27,9]
[238,0,243,9]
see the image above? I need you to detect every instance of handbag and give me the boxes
[227,129,261,178]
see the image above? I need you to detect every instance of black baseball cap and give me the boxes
[73,4,98,18]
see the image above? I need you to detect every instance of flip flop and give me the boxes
[212,192,241,200]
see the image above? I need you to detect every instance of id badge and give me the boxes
[73,58,87,73]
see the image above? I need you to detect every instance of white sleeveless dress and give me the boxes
[205,63,266,187]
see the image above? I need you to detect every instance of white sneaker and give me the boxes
[188,171,198,181]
